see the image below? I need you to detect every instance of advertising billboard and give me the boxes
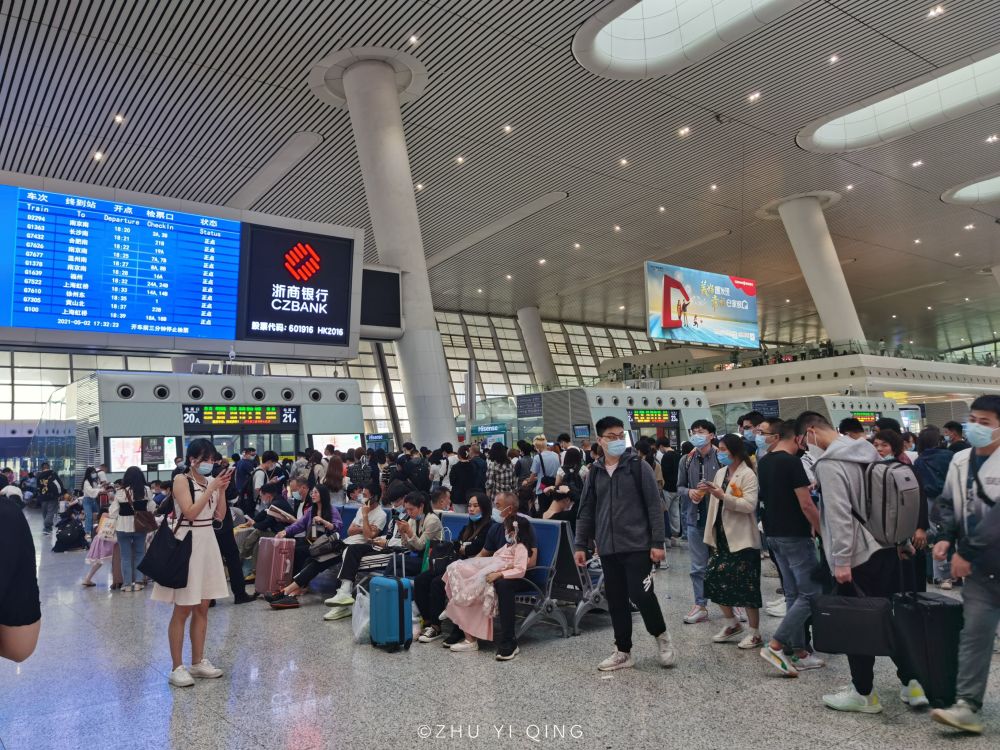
[644,262,759,349]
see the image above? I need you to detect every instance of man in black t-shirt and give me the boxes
[0,492,41,662]
[35,462,63,535]
[756,419,824,677]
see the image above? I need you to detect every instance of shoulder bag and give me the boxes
[137,515,192,588]
[130,488,158,534]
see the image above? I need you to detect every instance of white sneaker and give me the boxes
[327,591,354,606]
[733,607,748,623]
[712,623,745,643]
[683,606,708,624]
[449,639,479,652]
[323,606,352,621]
[900,679,929,708]
[737,632,764,649]
[766,596,785,608]
[760,646,798,677]
[790,652,826,671]
[822,685,883,713]
[168,666,195,687]
[188,659,223,679]
[765,601,787,617]
[418,626,443,643]
[931,700,983,734]
[656,632,676,667]
[938,579,954,591]
[597,649,634,672]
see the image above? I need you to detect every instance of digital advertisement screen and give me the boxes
[108,437,142,472]
[0,184,240,339]
[238,224,354,346]
[644,261,759,349]
[182,404,301,430]
[141,436,165,465]
[311,433,364,453]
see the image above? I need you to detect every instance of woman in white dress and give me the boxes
[152,438,233,688]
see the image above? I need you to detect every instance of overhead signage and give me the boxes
[517,393,543,419]
[626,409,680,428]
[751,400,781,419]
[182,404,300,429]
[140,436,165,465]
[237,224,354,346]
[644,261,759,349]
[471,423,506,436]
[850,410,882,427]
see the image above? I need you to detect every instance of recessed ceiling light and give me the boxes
[505,274,512,280]
[92,151,104,161]
[477,288,483,294]
[961,337,966,341]
[914,238,921,244]
[747,91,761,103]
[912,159,924,167]
[502,124,513,134]
[965,223,975,230]
[619,158,628,166]
[927,305,933,310]
[408,35,419,45]
[965,297,970,301]
[892,314,897,319]
[829,54,839,64]
[909,340,914,344]
[710,184,718,191]
[845,184,854,190]
[538,258,546,265]
[785,299,790,303]
[677,126,691,137]
[927,5,944,18]
[415,183,424,191]
[955,252,961,257]
[659,206,665,212]
[613,225,621,232]
[988,134,999,143]
[113,114,125,125]
[619,305,625,310]
[573,242,580,249]
[455,156,465,164]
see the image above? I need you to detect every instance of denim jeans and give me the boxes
[686,523,709,606]
[83,497,101,537]
[768,536,821,651]
[956,573,1000,710]
[116,531,147,586]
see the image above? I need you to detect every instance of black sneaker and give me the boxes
[234,592,260,605]
[443,628,465,647]
[269,595,300,610]
[263,592,283,603]
[495,645,520,661]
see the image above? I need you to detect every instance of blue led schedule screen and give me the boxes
[0,184,240,339]
[238,223,354,346]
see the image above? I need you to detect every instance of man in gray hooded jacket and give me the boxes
[796,412,924,715]
[575,416,674,672]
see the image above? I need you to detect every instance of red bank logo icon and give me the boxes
[284,242,320,282]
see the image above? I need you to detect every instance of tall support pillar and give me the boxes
[335,57,454,448]
[775,195,867,347]
[517,306,558,387]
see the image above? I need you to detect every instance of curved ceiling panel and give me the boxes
[942,171,1000,205]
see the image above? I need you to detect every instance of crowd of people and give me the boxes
[2,405,999,735]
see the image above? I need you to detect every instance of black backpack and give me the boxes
[561,466,584,502]
[237,467,267,517]
[53,520,86,552]
[38,473,62,501]
[408,458,431,492]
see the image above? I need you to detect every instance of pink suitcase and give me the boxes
[255,536,295,595]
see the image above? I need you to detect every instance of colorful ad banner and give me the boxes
[644,262,759,349]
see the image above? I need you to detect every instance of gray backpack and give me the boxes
[854,461,922,545]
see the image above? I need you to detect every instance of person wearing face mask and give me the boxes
[943,421,972,454]
[81,466,103,540]
[677,419,722,624]
[873,430,929,593]
[931,396,1000,734]
[237,481,295,583]
[574,417,674,672]
[739,411,765,462]
[794,412,924,714]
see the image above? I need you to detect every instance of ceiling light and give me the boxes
[954,252,961,257]
[538,258,546,265]
[965,297,970,301]
[845,184,854,190]
[113,114,125,124]
[910,340,914,344]
[619,158,628,166]
[829,54,839,64]
[914,238,921,244]
[477,288,483,294]
[658,206,665,212]
[912,159,924,167]
[613,225,621,232]
[785,299,790,303]
[961,337,966,341]
[505,274,512,280]
[988,134,999,143]
[408,35,419,45]
[927,305,933,310]
[710,184,718,191]
[619,305,626,310]
[455,156,465,164]
[92,151,104,161]
[573,242,580,249]
[747,91,761,103]
[677,126,691,137]
[892,314,897,319]
[965,223,975,230]
[927,5,944,17]
[502,124,513,134]
[415,183,424,191]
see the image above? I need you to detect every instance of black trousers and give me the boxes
[293,555,342,588]
[844,547,915,695]
[413,569,448,627]
[602,550,666,653]
[494,578,532,649]
[336,543,383,581]
[214,511,248,600]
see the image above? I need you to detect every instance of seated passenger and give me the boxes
[415,492,495,642]
[265,486,342,605]
[325,491,441,607]
[443,514,530,655]
[238,482,293,580]
[431,487,452,513]
[542,485,577,531]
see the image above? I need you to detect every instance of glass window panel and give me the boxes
[0,352,10,366]
[40,353,70,368]
[483,384,509,396]
[480,371,505,383]
[13,352,41,367]
[14,403,43,420]
[96,355,124,369]
[127,356,151,371]
[0,385,11,401]
[148,358,172,371]
[72,369,94,381]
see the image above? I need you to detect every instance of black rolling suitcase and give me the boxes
[891,591,963,708]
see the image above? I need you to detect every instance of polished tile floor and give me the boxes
[2,508,997,750]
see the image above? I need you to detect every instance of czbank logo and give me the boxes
[283,242,321,282]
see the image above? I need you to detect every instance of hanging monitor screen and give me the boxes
[626,409,680,428]
[644,261,759,349]
[0,184,240,339]
[183,404,301,430]
[238,224,354,346]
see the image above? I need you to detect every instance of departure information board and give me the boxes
[182,404,301,429]
[626,409,680,427]
[0,184,240,338]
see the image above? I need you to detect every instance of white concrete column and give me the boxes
[991,264,1000,291]
[341,59,455,448]
[777,196,867,346]
[517,306,558,386]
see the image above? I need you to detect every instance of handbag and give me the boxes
[127,489,158,534]
[423,540,458,574]
[811,582,894,657]
[137,516,192,589]
[308,533,344,560]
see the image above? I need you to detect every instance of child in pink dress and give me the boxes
[444,516,529,650]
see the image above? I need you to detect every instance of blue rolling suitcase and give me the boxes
[369,555,413,652]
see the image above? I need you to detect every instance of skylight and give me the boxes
[798,44,1000,152]
[572,0,805,80]
[942,172,1000,205]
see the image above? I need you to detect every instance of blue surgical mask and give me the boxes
[492,508,504,523]
[754,435,768,451]
[395,506,407,518]
[469,513,482,521]
[965,422,998,448]
[690,434,708,448]
[292,490,302,501]
[717,452,733,466]
[413,513,424,521]
[606,439,627,457]
[743,429,754,441]
[196,462,214,476]
[881,454,895,462]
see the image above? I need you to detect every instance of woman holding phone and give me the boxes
[152,439,233,688]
